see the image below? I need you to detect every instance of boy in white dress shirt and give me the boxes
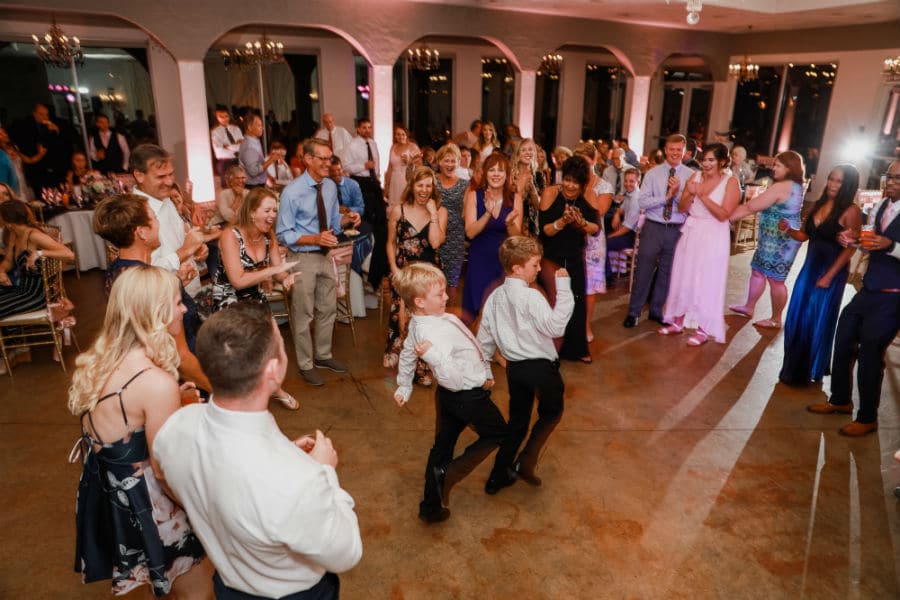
[478,236,574,494]
[393,263,508,523]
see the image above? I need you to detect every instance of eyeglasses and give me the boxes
[884,174,900,182]
[311,155,332,161]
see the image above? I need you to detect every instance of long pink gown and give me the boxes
[663,173,733,342]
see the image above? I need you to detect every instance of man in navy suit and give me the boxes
[807,160,900,436]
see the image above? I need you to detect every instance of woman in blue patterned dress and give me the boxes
[434,143,468,300]
[728,150,805,329]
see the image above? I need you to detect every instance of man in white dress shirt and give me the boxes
[154,303,362,599]
[210,106,243,187]
[129,144,207,351]
[393,263,508,524]
[478,236,573,494]
[314,113,353,161]
[344,117,389,288]
[89,114,130,174]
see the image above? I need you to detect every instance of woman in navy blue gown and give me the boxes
[778,164,861,386]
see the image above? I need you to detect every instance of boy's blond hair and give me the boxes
[392,263,447,310]
[499,235,543,273]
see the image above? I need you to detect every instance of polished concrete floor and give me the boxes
[1,250,899,599]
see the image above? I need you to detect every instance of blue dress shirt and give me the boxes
[277,171,343,252]
[239,136,267,186]
[334,176,365,215]
[638,162,695,225]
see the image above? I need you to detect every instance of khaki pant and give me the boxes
[288,250,336,370]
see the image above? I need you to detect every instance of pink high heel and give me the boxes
[658,323,684,335]
[687,330,709,346]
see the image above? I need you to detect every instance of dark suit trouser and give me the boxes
[493,359,564,477]
[627,220,682,318]
[421,387,507,512]
[213,571,339,599]
[351,175,388,288]
[829,289,900,423]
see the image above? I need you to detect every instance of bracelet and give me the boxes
[553,220,563,231]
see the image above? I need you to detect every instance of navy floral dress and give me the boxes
[73,369,205,596]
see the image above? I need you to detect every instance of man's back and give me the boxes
[154,401,362,598]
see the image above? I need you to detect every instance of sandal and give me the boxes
[658,324,684,335]
[383,353,399,369]
[728,305,753,318]
[272,391,300,411]
[753,319,781,329]
[579,355,593,364]
[687,331,709,346]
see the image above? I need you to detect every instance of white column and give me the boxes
[176,60,216,203]
[370,64,394,180]
[557,54,586,145]
[146,43,187,180]
[515,69,536,140]
[626,75,652,158]
[453,46,484,135]
[708,79,737,143]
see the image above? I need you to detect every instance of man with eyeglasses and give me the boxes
[807,160,900,437]
[277,138,361,386]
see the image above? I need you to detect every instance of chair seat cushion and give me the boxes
[0,309,48,325]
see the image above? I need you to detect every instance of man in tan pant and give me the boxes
[276,138,361,385]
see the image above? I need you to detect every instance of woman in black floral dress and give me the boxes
[68,266,211,597]
[384,167,448,385]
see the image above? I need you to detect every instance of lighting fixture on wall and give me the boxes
[32,18,91,170]
[537,53,563,79]
[883,56,900,84]
[407,45,440,71]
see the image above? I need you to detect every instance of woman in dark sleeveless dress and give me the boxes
[0,200,73,317]
[384,167,448,384]
[538,155,599,363]
[779,164,861,385]
[68,266,211,598]
[212,187,298,409]
[461,152,522,324]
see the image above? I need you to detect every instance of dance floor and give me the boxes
[1,250,899,598]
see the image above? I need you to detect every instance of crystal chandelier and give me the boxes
[729,57,760,82]
[407,45,440,71]
[221,34,284,69]
[31,18,83,68]
[537,53,563,79]
[682,0,703,25]
[883,56,900,84]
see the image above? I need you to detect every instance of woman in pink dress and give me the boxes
[659,143,741,345]
[385,125,421,206]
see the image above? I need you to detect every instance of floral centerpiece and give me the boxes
[77,171,119,207]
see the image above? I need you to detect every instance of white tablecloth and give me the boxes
[48,210,108,271]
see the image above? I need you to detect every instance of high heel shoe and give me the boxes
[657,324,684,335]
[687,330,709,346]
[272,391,300,411]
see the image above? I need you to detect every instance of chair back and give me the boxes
[40,255,66,305]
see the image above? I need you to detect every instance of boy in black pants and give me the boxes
[393,263,508,523]
[478,236,574,494]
